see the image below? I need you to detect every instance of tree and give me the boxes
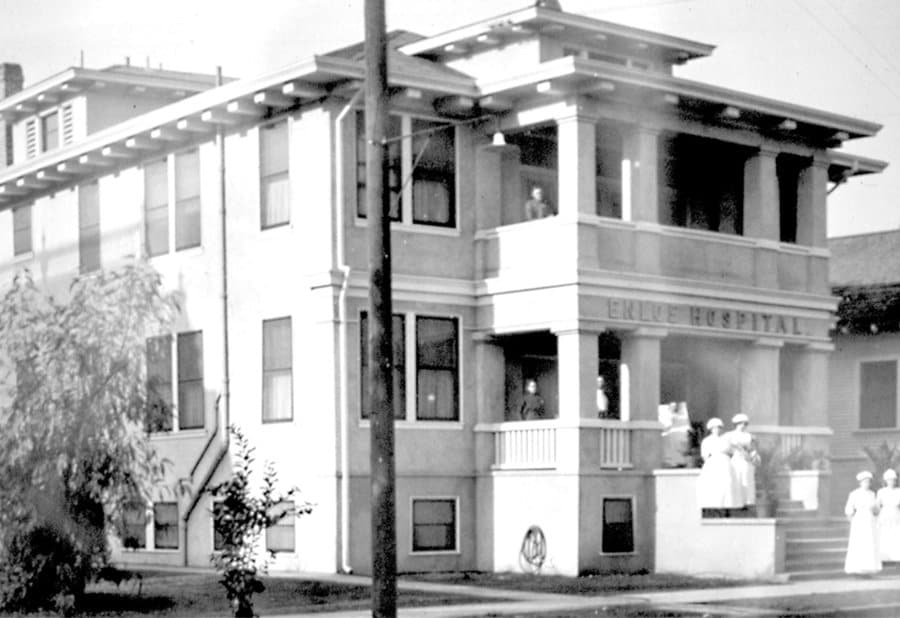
[209,425,312,617]
[0,263,178,613]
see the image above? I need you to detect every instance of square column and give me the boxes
[622,126,659,223]
[739,338,782,426]
[620,328,663,422]
[556,113,596,217]
[790,344,830,428]
[742,146,780,241]
[796,157,829,248]
[555,328,599,421]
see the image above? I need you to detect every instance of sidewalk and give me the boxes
[268,571,900,617]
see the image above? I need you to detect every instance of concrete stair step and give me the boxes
[784,526,849,540]
[785,546,847,565]
[785,568,848,581]
[786,537,849,552]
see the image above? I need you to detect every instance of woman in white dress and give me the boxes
[697,418,740,516]
[876,469,900,562]
[845,470,882,575]
[726,413,758,509]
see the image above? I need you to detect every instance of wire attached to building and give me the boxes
[519,525,547,574]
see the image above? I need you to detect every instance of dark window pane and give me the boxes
[602,498,634,553]
[416,317,458,421]
[860,361,897,429]
[360,313,406,419]
[41,112,59,152]
[177,332,204,429]
[412,499,456,551]
[411,119,455,227]
[153,502,178,549]
[213,502,225,551]
[146,335,173,432]
[122,504,147,549]
[13,205,31,256]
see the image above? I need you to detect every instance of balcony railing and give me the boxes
[753,424,833,459]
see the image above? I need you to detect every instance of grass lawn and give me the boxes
[2,572,494,617]
[408,570,752,595]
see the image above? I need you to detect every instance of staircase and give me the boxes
[779,501,850,580]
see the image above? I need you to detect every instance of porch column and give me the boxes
[556,111,596,217]
[620,328,664,422]
[796,156,829,248]
[622,126,659,223]
[742,146,780,241]
[555,328,599,420]
[739,338,782,426]
[473,335,504,572]
[791,343,831,428]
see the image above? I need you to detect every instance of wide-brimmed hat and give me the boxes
[884,469,898,481]
[857,471,874,482]
[706,418,723,430]
[731,413,750,425]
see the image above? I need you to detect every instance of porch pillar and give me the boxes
[473,335,504,573]
[742,146,780,241]
[796,156,829,249]
[556,111,596,217]
[791,343,831,428]
[555,328,599,421]
[620,328,664,422]
[622,126,659,223]
[739,338,782,426]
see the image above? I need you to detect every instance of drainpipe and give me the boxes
[182,65,231,566]
[336,87,364,574]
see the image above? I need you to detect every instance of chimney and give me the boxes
[0,63,24,169]
[535,0,562,9]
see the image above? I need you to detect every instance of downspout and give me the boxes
[336,87,364,574]
[183,65,231,565]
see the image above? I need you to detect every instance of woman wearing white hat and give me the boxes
[844,470,882,575]
[877,469,900,562]
[697,417,740,516]
[725,413,758,509]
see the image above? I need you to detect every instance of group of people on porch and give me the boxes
[842,469,900,575]
[696,413,758,516]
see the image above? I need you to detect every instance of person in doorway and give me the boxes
[519,379,546,420]
[877,469,900,563]
[725,413,759,510]
[844,470,882,576]
[524,185,553,220]
[596,375,610,418]
[697,418,740,517]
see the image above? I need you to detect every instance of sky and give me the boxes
[2,0,899,238]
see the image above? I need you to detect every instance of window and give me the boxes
[122,504,147,549]
[177,331,204,430]
[266,501,295,553]
[12,204,31,256]
[262,317,293,422]
[78,182,100,273]
[175,149,201,250]
[144,159,169,256]
[260,122,290,228]
[860,360,897,429]
[153,502,178,550]
[356,111,455,227]
[412,498,457,552]
[212,501,225,551]
[602,497,634,554]
[360,312,406,420]
[416,317,459,421]
[146,335,173,432]
[777,154,802,244]
[41,111,59,152]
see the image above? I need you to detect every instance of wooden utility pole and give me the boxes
[364,0,397,616]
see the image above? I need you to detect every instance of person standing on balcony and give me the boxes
[519,379,546,420]
[524,186,553,220]
[697,418,740,517]
[877,469,900,562]
[845,470,882,576]
[726,414,759,511]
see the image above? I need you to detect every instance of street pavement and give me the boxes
[270,571,900,617]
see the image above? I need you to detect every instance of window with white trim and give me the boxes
[41,111,59,153]
[355,111,456,228]
[860,360,897,429]
[266,501,295,553]
[78,181,100,273]
[145,331,204,432]
[412,498,457,552]
[601,497,634,554]
[153,502,178,550]
[262,317,293,422]
[12,204,32,256]
[175,149,201,250]
[260,121,290,229]
[144,159,169,256]
[143,149,201,256]
[360,313,459,422]
[122,503,147,550]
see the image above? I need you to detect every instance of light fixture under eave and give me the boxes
[833,131,850,142]
[778,119,797,131]
[491,131,507,147]
[721,106,741,120]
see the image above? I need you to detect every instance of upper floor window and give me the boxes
[262,317,293,422]
[146,331,205,432]
[260,121,290,229]
[25,104,74,159]
[143,149,201,256]
[78,181,100,273]
[12,204,32,256]
[356,111,456,228]
[860,360,897,429]
[177,331,204,430]
[360,312,459,422]
[41,112,59,152]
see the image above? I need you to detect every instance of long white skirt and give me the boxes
[697,453,740,509]
[732,454,756,507]
[878,506,900,562]
[846,510,882,574]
